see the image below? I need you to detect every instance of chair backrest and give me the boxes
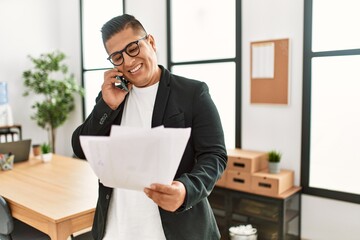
[0,195,14,235]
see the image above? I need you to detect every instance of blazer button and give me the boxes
[99,113,108,125]
[106,194,110,200]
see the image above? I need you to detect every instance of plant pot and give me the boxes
[268,162,280,174]
[41,153,53,163]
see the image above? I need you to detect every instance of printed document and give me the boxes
[80,126,191,191]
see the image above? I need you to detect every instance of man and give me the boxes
[72,14,227,240]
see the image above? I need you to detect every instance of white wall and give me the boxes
[1,0,359,239]
[125,0,168,66]
[0,0,81,156]
[56,0,82,156]
[0,0,58,149]
[242,0,303,192]
[241,0,360,239]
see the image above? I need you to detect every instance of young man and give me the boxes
[72,14,227,240]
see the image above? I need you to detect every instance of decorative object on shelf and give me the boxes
[0,82,14,127]
[32,144,41,157]
[229,224,257,240]
[0,153,14,170]
[41,143,52,162]
[22,51,84,153]
[268,150,282,174]
[0,82,8,104]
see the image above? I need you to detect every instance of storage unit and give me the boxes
[227,149,268,173]
[251,169,294,196]
[208,186,301,240]
[225,170,252,191]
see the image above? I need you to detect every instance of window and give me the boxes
[80,0,124,118]
[167,0,241,149]
[302,0,360,203]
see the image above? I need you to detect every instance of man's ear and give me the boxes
[147,34,157,52]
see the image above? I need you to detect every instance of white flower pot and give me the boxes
[41,153,53,163]
[268,162,280,174]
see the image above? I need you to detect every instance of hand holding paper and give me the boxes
[80,126,191,191]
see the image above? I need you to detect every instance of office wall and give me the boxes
[125,0,168,67]
[55,0,82,156]
[1,0,359,239]
[241,0,359,239]
[0,0,81,156]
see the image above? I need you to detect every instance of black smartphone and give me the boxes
[115,75,130,92]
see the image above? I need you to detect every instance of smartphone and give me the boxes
[115,75,130,92]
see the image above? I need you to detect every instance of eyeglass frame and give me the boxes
[107,35,148,66]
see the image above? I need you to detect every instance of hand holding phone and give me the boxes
[115,76,130,92]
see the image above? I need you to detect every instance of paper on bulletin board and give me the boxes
[251,42,275,79]
[250,38,289,104]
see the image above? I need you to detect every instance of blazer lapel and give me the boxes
[152,66,171,128]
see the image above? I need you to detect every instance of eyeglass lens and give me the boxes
[110,42,140,66]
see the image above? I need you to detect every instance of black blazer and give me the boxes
[72,66,227,240]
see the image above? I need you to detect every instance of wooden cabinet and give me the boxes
[209,186,301,240]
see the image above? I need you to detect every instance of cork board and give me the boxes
[250,38,289,104]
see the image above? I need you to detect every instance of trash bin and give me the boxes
[229,224,257,240]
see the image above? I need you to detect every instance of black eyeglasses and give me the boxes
[107,35,148,66]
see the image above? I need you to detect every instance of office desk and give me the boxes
[0,155,98,240]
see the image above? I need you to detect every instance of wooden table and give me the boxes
[0,154,98,240]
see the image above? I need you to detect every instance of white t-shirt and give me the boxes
[103,82,166,240]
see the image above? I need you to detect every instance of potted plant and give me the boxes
[22,51,84,153]
[268,150,282,174]
[41,143,52,162]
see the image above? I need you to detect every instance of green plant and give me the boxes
[41,143,52,154]
[268,150,282,163]
[22,51,84,153]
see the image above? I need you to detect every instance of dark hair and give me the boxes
[101,14,147,45]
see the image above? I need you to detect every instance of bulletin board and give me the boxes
[250,38,289,104]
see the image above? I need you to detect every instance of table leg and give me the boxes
[47,211,94,240]
[48,221,72,240]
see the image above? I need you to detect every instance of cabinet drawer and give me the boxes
[213,208,226,218]
[231,213,248,224]
[232,198,279,221]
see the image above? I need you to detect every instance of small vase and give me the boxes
[42,153,53,163]
[268,162,280,174]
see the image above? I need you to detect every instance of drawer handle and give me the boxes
[233,178,245,183]
[258,182,272,188]
[233,162,245,168]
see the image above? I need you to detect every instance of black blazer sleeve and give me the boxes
[71,93,123,159]
[175,81,227,211]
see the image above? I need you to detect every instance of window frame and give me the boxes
[166,0,242,148]
[301,0,360,204]
[79,0,125,120]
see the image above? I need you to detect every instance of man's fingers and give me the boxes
[149,183,174,194]
[144,181,186,212]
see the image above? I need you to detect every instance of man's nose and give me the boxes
[123,53,135,66]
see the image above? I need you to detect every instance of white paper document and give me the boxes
[80,126,191,191]
[252,42,275,79]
